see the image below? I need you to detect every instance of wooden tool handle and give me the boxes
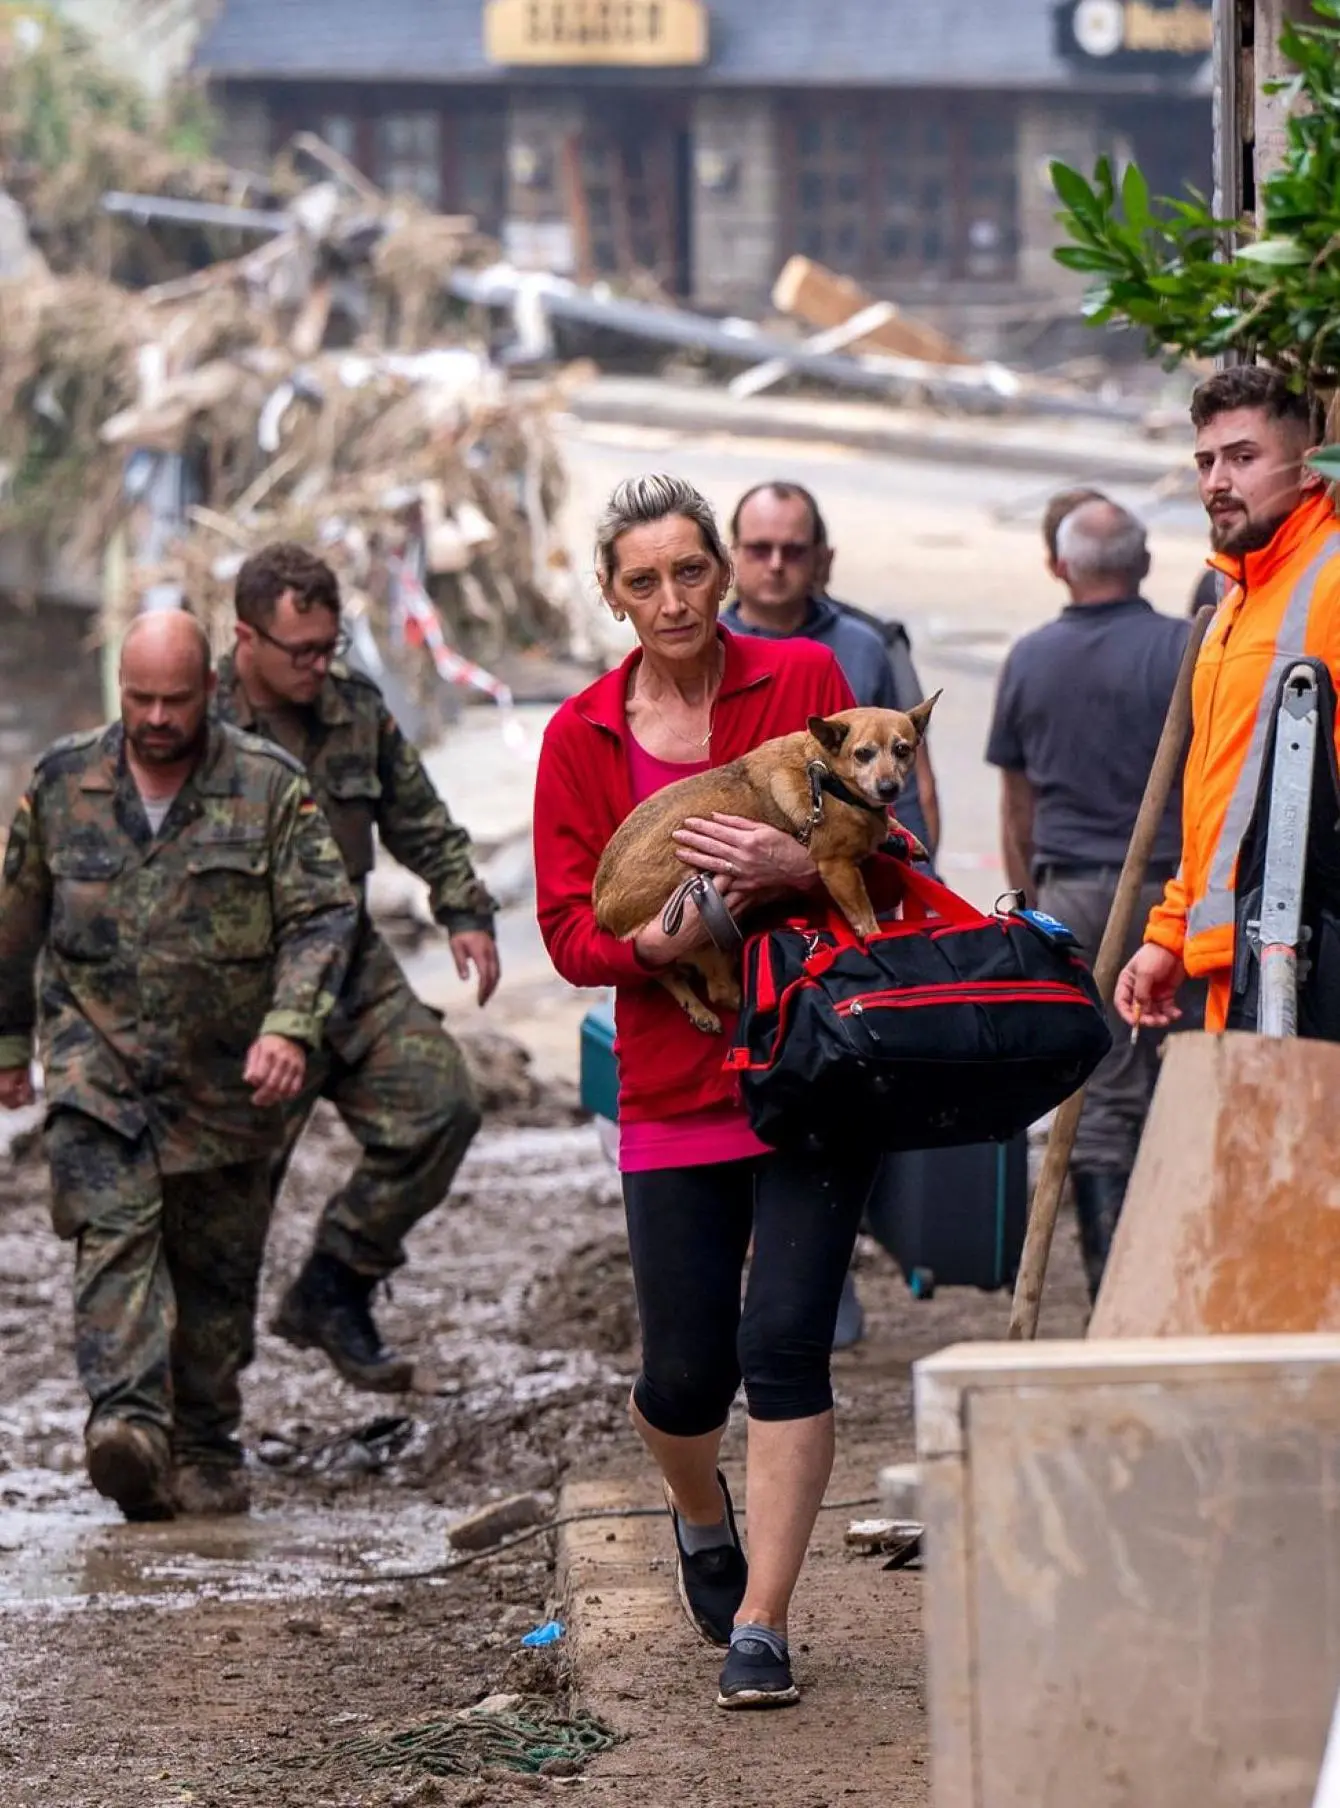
[1007,602,1216,1342]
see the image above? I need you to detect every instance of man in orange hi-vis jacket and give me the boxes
[1116,367,1337,1036]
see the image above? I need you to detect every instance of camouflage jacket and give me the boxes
[214,656,496,937]
[0,722,359,1173]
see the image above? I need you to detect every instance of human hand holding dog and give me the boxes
[673,815,817,906]
[632,875,732,969]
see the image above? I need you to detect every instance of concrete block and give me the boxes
[916,1336,1340,1808]
[1091,1032,1340,1338]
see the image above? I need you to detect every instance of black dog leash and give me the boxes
[661,872,744,955]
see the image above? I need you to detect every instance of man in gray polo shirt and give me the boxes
[722,481,939,858]
[986,498,1190,1299]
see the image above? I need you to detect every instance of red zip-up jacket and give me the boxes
[534,631,856,1121]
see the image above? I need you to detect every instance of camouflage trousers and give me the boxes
[273,973,481,1280]
[45,1110,271,1469]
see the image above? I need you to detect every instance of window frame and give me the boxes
[780,90,1020,286]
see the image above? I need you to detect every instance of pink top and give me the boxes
[616,738,769,1173]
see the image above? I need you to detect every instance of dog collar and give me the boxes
[800,759,889,843]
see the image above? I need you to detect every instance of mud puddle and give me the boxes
[0,1493,456,1613]
[0,1112,632,1607]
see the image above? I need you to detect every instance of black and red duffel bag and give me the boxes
[726,864,1112,1155]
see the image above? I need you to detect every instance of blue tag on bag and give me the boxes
[1011,908,1081,949]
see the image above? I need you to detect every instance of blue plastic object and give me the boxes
[521,1619,566,1648]
[579,994,618,1124]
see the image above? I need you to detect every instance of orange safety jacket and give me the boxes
[1145,492,1340,1024]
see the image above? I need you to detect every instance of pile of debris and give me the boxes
[0,122,588,711]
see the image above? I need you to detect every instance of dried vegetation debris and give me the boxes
[0,26,588,684]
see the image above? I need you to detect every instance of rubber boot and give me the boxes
[271,1252,414,1393]
[1071,1171,1130,1304]
[85,1418,175,1522]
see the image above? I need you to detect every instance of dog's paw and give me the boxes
[887,819,929,862]
[684,1000,723,1035]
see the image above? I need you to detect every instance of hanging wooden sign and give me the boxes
[484,0,708,67]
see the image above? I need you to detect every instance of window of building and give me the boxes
[271,93,507,236]
[376,112,443,209]
[453,106,507,230]
[785,95,1018,284]
[317,114,358,163]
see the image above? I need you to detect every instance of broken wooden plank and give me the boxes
[773,254,975,367]
[728,300,899,400]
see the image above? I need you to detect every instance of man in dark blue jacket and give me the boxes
[722,482,940,859]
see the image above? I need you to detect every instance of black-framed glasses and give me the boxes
[252,623,350,669]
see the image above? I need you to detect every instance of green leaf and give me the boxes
[1236,237,1313,266]
[1121,161,1152,233]
[1092,155,1117,211]
[1307,447,1340,480]
[1050,161,1104,230]
[1052,245,1130,274]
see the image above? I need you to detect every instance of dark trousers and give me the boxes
[45,1111,271,1469]
[1037,870,1171,1175]
[622,1144,878,1437]
[271,981,481,1279]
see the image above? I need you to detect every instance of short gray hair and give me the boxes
[1055,499,1149,587]
[593,474,730,587]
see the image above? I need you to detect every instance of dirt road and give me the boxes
[0,1074,1089,1807]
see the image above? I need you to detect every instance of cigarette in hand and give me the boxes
[1129,1003,1143,1046]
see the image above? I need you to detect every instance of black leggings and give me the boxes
[622,1147,878,1436]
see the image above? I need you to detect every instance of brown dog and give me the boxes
[593,700,939,1031]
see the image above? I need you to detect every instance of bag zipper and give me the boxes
[839,981,1090,1017]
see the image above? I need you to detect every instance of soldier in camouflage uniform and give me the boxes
[213,544,500,1393]
[0,612,358,1521]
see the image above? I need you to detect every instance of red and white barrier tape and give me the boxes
[389,557,515,711]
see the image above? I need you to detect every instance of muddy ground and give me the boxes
[0,1045,1090,1808]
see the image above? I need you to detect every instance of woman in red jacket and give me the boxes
[534,475,883,1710]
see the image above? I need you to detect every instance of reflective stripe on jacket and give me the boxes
[1145,492,1340,980]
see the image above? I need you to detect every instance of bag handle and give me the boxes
[893,863,992,928]
[805,861,991,954]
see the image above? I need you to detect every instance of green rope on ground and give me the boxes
[280,1697,623,1780]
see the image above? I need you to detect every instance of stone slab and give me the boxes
[915,1336,1340,1808]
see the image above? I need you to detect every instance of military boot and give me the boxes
[85,1418,175,1522]
[271,1252,414,1393]
[1071,1171,1130,1304]
[174,1465,251,1516]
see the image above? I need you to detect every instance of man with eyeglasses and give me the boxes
[713,481,941,1347]
[214,542,500,1393]
[721,483,939,857]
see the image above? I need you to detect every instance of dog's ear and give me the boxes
[808,715,850,755]
[905,691,943,741]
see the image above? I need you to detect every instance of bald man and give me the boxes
[0,610,358,1520]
